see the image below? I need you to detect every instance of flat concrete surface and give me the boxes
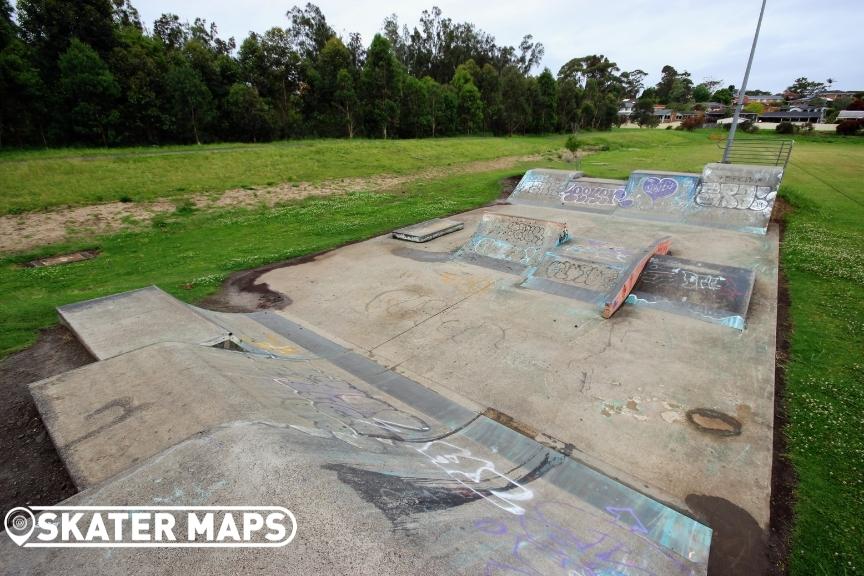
[260,202,778,529]
[58,286,227,359]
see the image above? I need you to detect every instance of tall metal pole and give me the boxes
[723,0,767,163]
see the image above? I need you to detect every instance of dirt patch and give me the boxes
[0,155,540,255]
[766,197,796,576]
[496,175,523,202]
[0,325,94,519]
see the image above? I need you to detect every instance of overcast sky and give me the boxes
[134,0,862,93]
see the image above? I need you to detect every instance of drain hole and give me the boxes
[686,408,742,437]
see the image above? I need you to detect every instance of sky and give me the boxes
[134,0,863,93]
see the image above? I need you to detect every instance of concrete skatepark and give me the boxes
[1,162,783,575]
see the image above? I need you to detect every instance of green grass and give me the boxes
[1,130,862,574]
[0,136,567,214]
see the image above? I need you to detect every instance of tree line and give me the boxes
[1,0,833,148]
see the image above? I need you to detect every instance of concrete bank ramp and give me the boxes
[58,285,228,359]
[6,287,712,575]
[510,164,784,234]
[688,163,783,234]
[628,254,757,330]
[521,237,672,318]
[508,168,583,208]
[453,212,568,274]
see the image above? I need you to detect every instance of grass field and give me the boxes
[0,136,567,214]
[1,130,862,574]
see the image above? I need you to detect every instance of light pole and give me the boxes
[723,0,768,163]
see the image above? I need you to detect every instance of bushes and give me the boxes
[564,134,581,152]
[776,122,798,135]
[836,119,864,136]
[677,113,705,131]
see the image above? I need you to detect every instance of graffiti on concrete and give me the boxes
[539,257,621,292]
[642,177,680,202]
[472,500,696,575]
[510,169,582,207]
[560,179,628,212]
[415,441,536,515]
[686,163,783,233]
[629,255,757,330]
[454,213,568,273]
[694,183,776,211]
[522,236,671,319]
[619,172,701,216]
[274,373,432,441]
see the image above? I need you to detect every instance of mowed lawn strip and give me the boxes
[0,130,862,574]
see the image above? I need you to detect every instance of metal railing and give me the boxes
[718,138,794,169]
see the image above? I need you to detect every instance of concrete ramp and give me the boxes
[617,171,703,221]
[687,163,783,234]
[511,165,784,235]
[628,254,757,330]
[1,420,710,575]
[57,285,227,359]
[15,288,712,574]
[508,168,582,208]
[510,170,627,214]
[560,177,629,213]
[521,237,671,318]
[453,212,568,274]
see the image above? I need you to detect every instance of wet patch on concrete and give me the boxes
[390,246,453,263]
[686,408,742,437]
[685,494,768,576]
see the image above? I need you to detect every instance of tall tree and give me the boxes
[286,3,334,62]
[165,57,214,144]
[57,38,119,145]
[557,77,582,133]
[362,34,402,138]
[0,0,45,145]
[619,68,646,99]
[399,74,431,138]
[534,67,557,133]
[225,82,272,142]
[500,65,528,135]
[786,77,826,100]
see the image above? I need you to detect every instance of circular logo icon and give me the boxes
[4,507,35,546]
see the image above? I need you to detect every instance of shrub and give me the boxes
[679,114,705,131]
[775,122,798,135]
[836,119,864,136]
[564,135,581,152]
[740,120,759,133]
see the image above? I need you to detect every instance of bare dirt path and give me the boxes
[0,153,546,255]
